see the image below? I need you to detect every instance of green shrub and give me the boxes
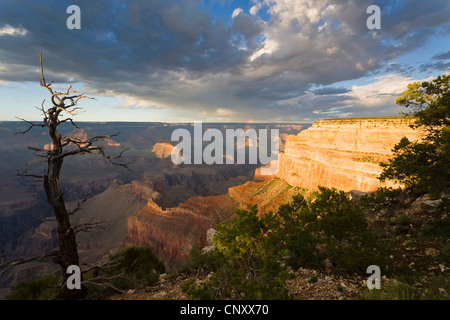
[179,242,218,273]
[421,276,450,300]
[359,187,409,216]
[183,187,395,299]
[274,187,387,274]
[182,206,290,300]
[358,282,420,300]
[391,215,412,235]
[384,264,421,285]
[421,216,450,238]
[6,274,61,300]
[439,243,450,263]
[394,215,412,225]
[358,277,450,300]
[87,246,165,298]
[311,188,368,242]
[285,230,321,270]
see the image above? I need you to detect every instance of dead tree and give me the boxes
[9,52,128,299]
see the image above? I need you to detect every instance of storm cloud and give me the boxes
[0,0,449,121]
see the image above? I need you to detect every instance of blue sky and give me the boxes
[0,0,449,123]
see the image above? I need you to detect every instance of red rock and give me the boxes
[127,195,238,267]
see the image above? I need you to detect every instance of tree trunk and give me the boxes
[44,117,86,299]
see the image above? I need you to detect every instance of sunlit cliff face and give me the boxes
[276,118,421,192]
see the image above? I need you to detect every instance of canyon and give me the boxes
[0,122,304,291]
[0,118,422,293]
[126,118,421,267]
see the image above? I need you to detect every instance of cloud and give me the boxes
[202,108,235,120]
[232,12,262,46]
[421,50,450,71]
[116,95,167,110]
[0,0,449,122]
[313,87,351,96]
[0,25,28,36]
[313,105,354,118]
[419,61,450,74]
[250,4,261,16]
[232,8,243,19]
[418,50,450,73]
[432,51,450,60]
[348,74,418,108]
[282,74,432,119]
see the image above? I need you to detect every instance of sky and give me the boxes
[0,0,449,123]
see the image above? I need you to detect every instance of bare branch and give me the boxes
[62,94,95,103]
[82,275,127,294]
[58,117,80,130]
[43,191,91,222]
[14,117,48,135]
[88,132,121,143]
[83,274,124,283]
[98,147,131,171]
[39,51,46,87]
[17,168,44,180]
[59,133,121,152]
[54,132,130,170]
[80,259,127,293]
[55,146,95,159]
[0,250,59,275]
[27,146,50,153]
[39,51,54,96]
[81,257,122,274]
[67,192,91,216]
[35,101,49,117]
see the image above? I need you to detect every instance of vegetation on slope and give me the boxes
[180,185,449,300]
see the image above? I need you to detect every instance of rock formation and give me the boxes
[126,177,306,267]
[127,195,238,267]
[152,143,174,159]
[276,118,421,192]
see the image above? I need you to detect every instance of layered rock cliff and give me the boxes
[127,195,239,267]
[276,118,421,192]
[126,178,306,267]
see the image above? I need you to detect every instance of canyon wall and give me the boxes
[276,118,421,192]
[126,178,305,267]
[127,195,238,267]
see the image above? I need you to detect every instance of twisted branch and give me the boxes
[0,250,60,275]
